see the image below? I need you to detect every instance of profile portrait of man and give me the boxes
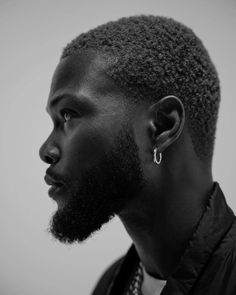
[39,15,236,295]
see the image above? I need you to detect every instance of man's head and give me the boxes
[39,15,220,244]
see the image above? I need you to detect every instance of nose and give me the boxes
[39,141,60,165]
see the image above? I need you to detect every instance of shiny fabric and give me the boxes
[91,182,236,295]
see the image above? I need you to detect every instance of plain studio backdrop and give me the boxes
[0,0,235,294]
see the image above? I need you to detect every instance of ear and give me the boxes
[148,95,185,153]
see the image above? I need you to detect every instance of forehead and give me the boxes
[48,51,125,108]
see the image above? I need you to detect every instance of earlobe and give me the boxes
[148,95,185,153]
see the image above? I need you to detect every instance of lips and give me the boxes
[44,174,64,187]
[44,173,65,199]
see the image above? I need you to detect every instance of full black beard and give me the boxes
[48,122,145,244]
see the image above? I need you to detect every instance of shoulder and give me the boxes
[193,218,236,294]
[91,255,125,295]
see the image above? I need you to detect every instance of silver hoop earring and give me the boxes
[153,148,162,165]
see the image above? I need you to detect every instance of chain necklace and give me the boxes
[125,262,143,295]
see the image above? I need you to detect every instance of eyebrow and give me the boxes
[46,94,92,114]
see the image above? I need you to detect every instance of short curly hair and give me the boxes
[61,15,220,161]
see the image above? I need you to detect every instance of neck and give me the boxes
[118,168,213,279]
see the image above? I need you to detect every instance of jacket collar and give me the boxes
[109,182,235,295]
[158,182,235,294]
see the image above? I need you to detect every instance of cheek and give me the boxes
[62,122,112,172]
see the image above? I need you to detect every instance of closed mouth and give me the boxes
[44,174,64,187]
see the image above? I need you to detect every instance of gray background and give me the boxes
[0,0,235,294]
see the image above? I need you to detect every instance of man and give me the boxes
[39,15,236,295]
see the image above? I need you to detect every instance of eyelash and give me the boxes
[60,109,75,122]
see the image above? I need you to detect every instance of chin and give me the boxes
[48,206,116,244]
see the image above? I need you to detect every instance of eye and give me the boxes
[60,109,74,122]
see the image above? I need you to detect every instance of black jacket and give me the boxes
[91,182,236,295]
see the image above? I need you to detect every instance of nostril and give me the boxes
[40,144,60,164]
[45,155,54,164]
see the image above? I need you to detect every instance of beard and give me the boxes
[48,122,145,244]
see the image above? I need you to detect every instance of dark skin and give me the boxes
[39,50,213,280]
